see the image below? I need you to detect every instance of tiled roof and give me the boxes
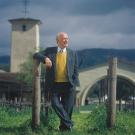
[0,72,31,91]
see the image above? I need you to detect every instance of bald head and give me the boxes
[56,32,69,49]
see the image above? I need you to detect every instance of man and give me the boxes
[33,32,80,131]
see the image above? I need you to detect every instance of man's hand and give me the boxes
[45,57,52,68]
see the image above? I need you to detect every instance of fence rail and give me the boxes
[0,100,32,109]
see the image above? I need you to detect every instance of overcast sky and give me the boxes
[0,0,135,55]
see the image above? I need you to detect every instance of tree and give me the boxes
[16,51,46,89]
[16,52,34,88]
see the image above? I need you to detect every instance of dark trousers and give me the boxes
[51,82,75,129]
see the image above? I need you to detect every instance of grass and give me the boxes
[0,105,135,135]
[0,106,31,135]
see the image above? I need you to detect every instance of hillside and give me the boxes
[0,49,135,70]
[77,48,135,69]
[0,56,10,71]
[0,55,10,64]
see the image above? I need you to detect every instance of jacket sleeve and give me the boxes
[33,49,48,64]
[73,51,80,86]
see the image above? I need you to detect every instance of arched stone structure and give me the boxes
[77,63,135,105]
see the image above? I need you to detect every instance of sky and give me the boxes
[0,0,135,55]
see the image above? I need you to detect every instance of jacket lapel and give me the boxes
[52,47,57,75]
[67,48,71,75]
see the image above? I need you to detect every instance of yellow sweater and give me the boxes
[55,52,68,82]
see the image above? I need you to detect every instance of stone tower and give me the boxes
[9,18,41,72]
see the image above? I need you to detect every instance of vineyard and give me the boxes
[0,105,135,135]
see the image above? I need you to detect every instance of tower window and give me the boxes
[22,25,26,31]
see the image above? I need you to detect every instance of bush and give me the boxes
[84,104,107,133]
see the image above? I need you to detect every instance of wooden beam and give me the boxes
[107,57,117,128]
[32,59,41,128]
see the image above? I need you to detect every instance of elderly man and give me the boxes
[33,32,80,131]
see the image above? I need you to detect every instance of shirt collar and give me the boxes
[57,47,66,53]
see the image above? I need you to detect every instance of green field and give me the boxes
[0,105,135,135]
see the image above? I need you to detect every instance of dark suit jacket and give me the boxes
[33,47,80,90]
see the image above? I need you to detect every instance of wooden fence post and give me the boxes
[107,57,117,128]
[32,59,41,128]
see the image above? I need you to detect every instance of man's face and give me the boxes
[57,33,69,49]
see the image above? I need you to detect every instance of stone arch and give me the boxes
[81,75,107,105]
[78,63,135,106]
[81,74,135,105]
[117,75,135,87]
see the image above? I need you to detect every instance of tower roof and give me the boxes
[8,18,41,24]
